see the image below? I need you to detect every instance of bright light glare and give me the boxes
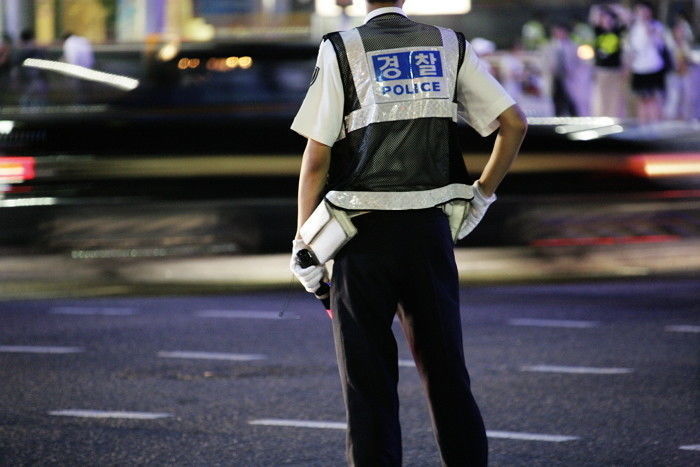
[158,42,179,62]
[568,125,624,141]
[238,56,253,69]
[577,44,595,61]
[0,120,14,135]
[0,197,56,207]
[315,0,471,16]
[23,58,139,91]
[627,153,700,177]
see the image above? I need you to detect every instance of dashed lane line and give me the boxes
[486,431,580,442]
[197,310,300,320]
[157,350,267,361]
[248,419,580,442]
[679,444,700,451]
[0,345,84,354]
[521,365,633,375]
[250,419,346,430]
[665,325,700,333]
[49,410,171,420]
[508,318,599,328]
[50,307,136,316]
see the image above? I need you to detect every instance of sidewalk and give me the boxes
[1,239,699,300]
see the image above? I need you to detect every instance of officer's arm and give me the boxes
[478,104,527,197]
[295,138,332,239]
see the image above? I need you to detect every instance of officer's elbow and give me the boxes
[498,105,528,135]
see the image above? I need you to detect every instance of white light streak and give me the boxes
[23,58,139,91]
[0,197,57,208]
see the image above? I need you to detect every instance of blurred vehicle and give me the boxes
[0,41,698,254]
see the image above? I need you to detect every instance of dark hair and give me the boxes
[634,1,656,17]
[20,29,34,42]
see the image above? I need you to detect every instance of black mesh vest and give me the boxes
[324,13,469,195]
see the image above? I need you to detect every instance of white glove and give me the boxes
[457,181,497,240]
[290,239,325,293]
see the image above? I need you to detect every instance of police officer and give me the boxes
[290,1,527,465]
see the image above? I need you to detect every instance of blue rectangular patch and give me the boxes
[371,50,443,82]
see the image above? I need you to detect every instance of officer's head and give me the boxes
[367,0,405,7]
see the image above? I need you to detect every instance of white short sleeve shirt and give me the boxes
[291,19,515,145]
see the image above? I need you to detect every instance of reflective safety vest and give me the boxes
[323,13,473,211]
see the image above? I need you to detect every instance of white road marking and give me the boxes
[665,325,700,333]
[248,419,579,442]
[521,365,633,375]
[50,307,136,316]
[0,345,84,354]
[508,318,599,328]
[49,410,171,420]
[486,430,579,442]
[157,351,266,361]
[398,359,416,367]
[679,444,700,451]
[197,310,299,320]
[250,419,347,430]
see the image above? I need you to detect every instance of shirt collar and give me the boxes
[364,7,406,24]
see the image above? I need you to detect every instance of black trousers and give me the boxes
[331,209,487,467]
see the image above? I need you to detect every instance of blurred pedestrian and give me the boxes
[0,34,12,100]
[590,4,628,117]
[545,22,580,116]
[290,0,526,465]
[62,32,95,69]
[664,13,695,120]
[13,29,48,108]
[61,32,95,104]
[0,34,11,74]
[522,12,547,51]
[625,1,668,123]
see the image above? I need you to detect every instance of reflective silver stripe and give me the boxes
[340,29,375,108]
[438,27,460,97]
[326,184,474,211]
[344,100,457,134]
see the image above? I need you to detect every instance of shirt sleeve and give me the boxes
[290,40,344,147]
[455,41,516,137]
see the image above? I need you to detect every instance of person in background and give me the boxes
[62,32,95,69]
[0,34,11,74]
[545,22,580,117]
[522,12,547,51]
[590,4,628,118]
[664,13,695,120]
[625,1,668,123]
[0,35,11,106]
[13,29,48,108]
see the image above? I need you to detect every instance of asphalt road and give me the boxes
[0,277,698,466]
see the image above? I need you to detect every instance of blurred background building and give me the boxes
[0,1,696,46]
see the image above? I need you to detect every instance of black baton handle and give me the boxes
[296,249,331,313]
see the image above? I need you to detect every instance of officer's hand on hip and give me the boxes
[457,181,497,240]
[290,239,326,293]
